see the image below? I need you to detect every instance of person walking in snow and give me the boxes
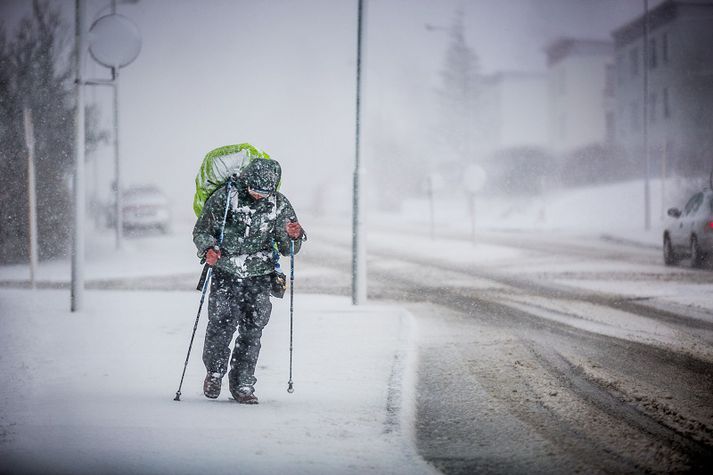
[193,158,305,404]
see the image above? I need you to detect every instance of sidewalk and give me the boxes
[0,288,437,475]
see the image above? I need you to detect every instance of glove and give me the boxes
[286,221,303,240]
[205,247,221,266]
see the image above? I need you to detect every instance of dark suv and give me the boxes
[663,189,713,267]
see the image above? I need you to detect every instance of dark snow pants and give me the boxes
[202,269,272,391]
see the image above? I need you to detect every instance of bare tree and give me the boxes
[0,1,105,264]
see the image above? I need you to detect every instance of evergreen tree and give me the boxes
[436,9,480,170]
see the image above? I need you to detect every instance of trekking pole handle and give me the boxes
[196,245,220,291]
[288,217,307,241]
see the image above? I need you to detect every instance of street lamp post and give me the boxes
[352,0,367,305]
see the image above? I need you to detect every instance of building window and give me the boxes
[649,92,656,122]
[606,112,615,142]
[618,104,627,138]
[662,32,669,64]
[605,64,615,98]
[630,46,639,77]
[630,100,640,132]
[663,87,671,118]
[649,38,657,69]
[616,53,625,85]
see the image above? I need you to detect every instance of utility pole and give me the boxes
[643,0,651,230]
[352,0,367,305]
[72,0,86,312]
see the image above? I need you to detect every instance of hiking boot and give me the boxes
[231,385,259,405]
[203,372,222,399]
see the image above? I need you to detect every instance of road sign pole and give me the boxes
[113,67,122,249]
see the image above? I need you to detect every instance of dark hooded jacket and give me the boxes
[192,158,302,278]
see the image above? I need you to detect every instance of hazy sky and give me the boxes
[1,0,646,219]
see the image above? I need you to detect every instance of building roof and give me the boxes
[612,0,713,48]
[545,38,613,66]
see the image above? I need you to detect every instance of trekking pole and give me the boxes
[286,219,307,394]
[287,238,295,394]
[173,265,213,402]
[174,176,235,401]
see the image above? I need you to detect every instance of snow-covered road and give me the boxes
[297,219,713,473]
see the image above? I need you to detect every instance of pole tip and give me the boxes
[287,382,294,394]
[174,392,181,401]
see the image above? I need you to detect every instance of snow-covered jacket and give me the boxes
[192,159,302,278]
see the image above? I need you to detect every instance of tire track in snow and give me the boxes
[524,340,713,471]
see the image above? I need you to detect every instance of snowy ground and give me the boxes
[0,289,437,475]
[1,177,711,473]
[382,178,681,247]
[360,175,710,260]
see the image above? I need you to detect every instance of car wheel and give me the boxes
[663,236,677,266]
[690,236,704,268]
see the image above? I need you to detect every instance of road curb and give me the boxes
[388,307,441,475]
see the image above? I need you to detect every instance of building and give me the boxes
[473,72,551,195]
[612,0,713,177]
[545,38,615,157]
[477,71,549,158]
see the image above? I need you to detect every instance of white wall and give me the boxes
[549,53,611,154]
[478,72,549,158]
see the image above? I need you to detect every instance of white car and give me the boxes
[122,186,172,234]
[663,189,713,267]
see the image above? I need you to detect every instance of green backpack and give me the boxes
[192,143,271,217]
